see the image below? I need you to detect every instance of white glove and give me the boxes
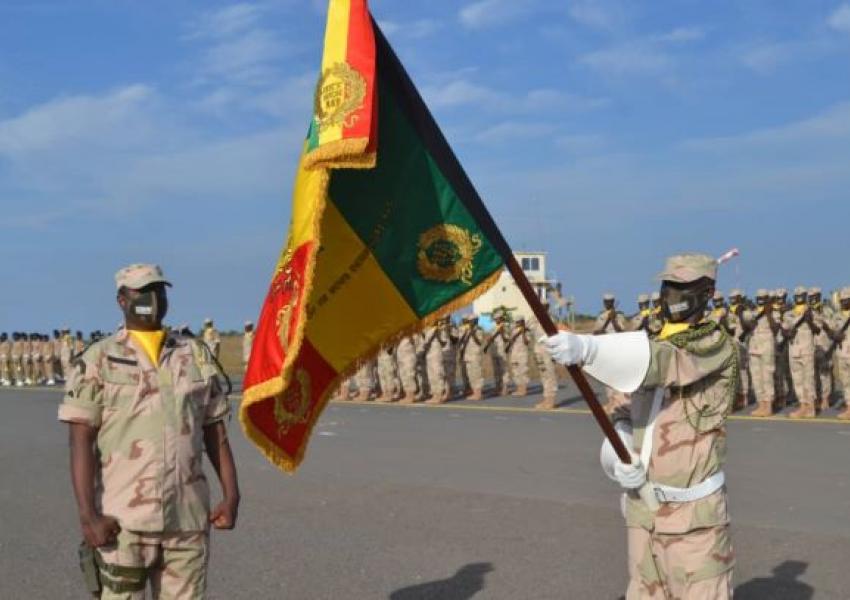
[539,332,597,366]
[613,454,647,490]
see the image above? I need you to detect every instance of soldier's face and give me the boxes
[809,294,821,306]
[713,298,725,308]
[660,279,714,323]
[794,294,807,305]
[756,296,768,306]
[603,299,614,310]
[118,283,169,331]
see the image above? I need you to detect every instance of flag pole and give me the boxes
[373,20,633,465]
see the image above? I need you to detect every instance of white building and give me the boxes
[473,251,561,320]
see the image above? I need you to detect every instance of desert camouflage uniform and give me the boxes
[376,343,400,401]
[0,336,11,384]
[488,320,512,396]
[612,323,738,599]
[527,315,558,408]
[396,334,421,402]
[353,358,376,401]
[439,322,459,399]
[508,321,531,395]
[11,336,24,384]
[422,326,448,403]
[832,290,850,419]
[242,329,254,367]
[724,298,751,406]
[42,337,56,383]
[772,290,791,407]
[22,336,34,384]
[58,328,229,599]
[459,320,484,399]
[782,300,818,415]
[742,297,780,415]
[202,323,221,359]
[60,331,74,379]
[810,289,835,408]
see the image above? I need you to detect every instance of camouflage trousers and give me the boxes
[461,353,483,394]
[490,351,511,393]
[626,525,733,599]
[396,350,419,396]
[442,350,457,397]
[509,346,529,387]
[835,350,850,402]
[354,362,375,396]
[97,529,209,600]
[789,353,816,405]
[749,352,775,404]
[0,355,9,381]
[533,347,558,397]
[376,351,400,398]
[815,348,833,402]
[426,350,447,399]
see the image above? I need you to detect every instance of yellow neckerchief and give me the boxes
[811,302,822,311]
[842,309,850,319]
[652,306,662,315]
[640,308,651,317]
[129,329,166,366]
[658,321,691,340]
[711,307,725,318]
[793,303,807,315]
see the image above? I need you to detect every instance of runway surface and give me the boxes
[2,386,848,599]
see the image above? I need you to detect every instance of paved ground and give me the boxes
[2,386,849,599]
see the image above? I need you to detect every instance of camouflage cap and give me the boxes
[756,288,769,298]
[204,318,213,324]
[730,289,743,298]
[840,287,850,301]
[794,286,807,296]
[776,287,787,296]
[650,291,661,301]
[637,294,650,303]
[244,320,253,327]
[808,286,821,296]
[657,253,717,283]
[602,293,615,301]
[115,263,171,290]
[712,291,724,301]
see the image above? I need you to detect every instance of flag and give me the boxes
[716,248,740,265]
[241,0,507,473]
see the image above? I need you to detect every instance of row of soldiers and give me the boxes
[334,306,561,410]
[0,330,86,386]
[598,286,850,419]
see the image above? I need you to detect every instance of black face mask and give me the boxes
[121,285,168,330]
[794,295,807,306]
[713,299,725,309]
[756,297,768,306]
[660,279,714,323]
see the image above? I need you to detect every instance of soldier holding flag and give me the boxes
[543,254,738,599]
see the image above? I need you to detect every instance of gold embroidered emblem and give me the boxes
[314,62,366,132]
[417,224,482,285]
[273,368,311,437]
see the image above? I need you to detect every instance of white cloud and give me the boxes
[459,0,533,29]
[473,121,549,143]
[578,43,672,75]
[567,0,629,31]
[186,3,264,40]
[739,42,791,74]
[827,3,850,33]
[378,18,440,40]
[652,26,706,44]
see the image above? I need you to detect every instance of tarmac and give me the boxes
[2,384,849,599]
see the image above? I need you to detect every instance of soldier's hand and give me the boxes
[81,514,120,548]
[210,498,239,530]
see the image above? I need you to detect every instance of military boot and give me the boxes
[352,390,370,403]
[499,385,510,397]
[374,394,394,403]
[512,384,528,397]
[535,395,556,410]
[466,389,483,401]
[751,401,772,417]
[819,397,831,412]
[773,395,787,411]
[789,403,815,419]
[425,393,446,405]
[837,404,850,420]
[398,393,417,404]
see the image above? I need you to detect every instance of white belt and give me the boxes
[652,471,725,504]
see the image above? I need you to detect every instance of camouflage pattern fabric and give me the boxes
[460,324,484,395]
[508,326,530,388]
[395,335,420,397]
[611,323,738,597]
[57,329,229,533]
[489,324,512,394]
[743,307,780,405]
[782,310,817,405]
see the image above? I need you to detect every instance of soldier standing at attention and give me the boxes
[744,290,780,417]
[202,319,221,359]
[487,307,513,396]
[439,317,460,401]
[459,316,485,401]
[594,294,628,411]
[727,290,750,410]
[528,305,559,410]
[809,287,835,410]
[375,342,400,403]
[543,253,738,599]
[59,264,239,598]
[11,332,24,386]
[43,332,57,386]
[0,333,11,386]
[396,334,421,404]
[423,324,449,404]
[782,287,819,419]
[832,287,850,420]
[630,294,652,333]
[648,292,664,338]
[771,290,791,410]
[242,321,254,372]
[60,327,73,381]
[352,358,376,402]
[508,317,531,397]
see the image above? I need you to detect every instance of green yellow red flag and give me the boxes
[241,0,507,472]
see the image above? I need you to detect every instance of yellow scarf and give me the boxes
[793,304,807,315]
[711,307,725,318]
[640,309,651,317]
[658,322,691,340]
[129,329,165,366]
[842,310,850,319]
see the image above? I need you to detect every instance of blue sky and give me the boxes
[1,0,849,331]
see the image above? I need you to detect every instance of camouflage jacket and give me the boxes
[58,329,229,533]
[613,324,738,534]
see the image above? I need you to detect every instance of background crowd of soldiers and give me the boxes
[333,306,561,410]
[599,286,850,420]
[0,329,86,387]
